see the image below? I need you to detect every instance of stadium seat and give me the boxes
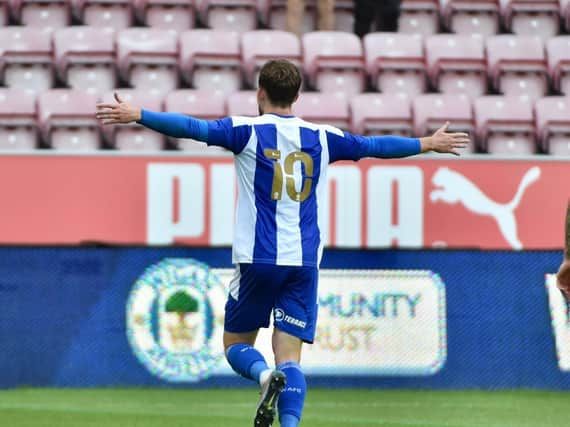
[303,32,365,98]
[474,96,536,154]
[12,0,71,29]
[0,0,9,25]
[363,33,426,98]
[72,0,134,28]
[334,0,354,32]
[399,0,440,36]
[134,0,196,30]
[547,36,570,96]
[350,94,413,136]
[199,0,257,33]
[501,0,560,41]
[293,92,349,130]
[563,0,570,32]
[241,30,301,88]
[180,30,242,95]
[117,28,179,93]
[53,27,116,95]
[534,96,570,155]
[0,89,38,150]
[227,90,258,116]
[426,35,487,99]
[413,94,475,153]
[441,0,500,38]
[0,27,54,93]
[264,0,316,33]
[100,90,165,151]
[38,90,101,150]
[165,90,227,153]
[486,36,548,100]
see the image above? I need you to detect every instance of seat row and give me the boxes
[0,0,569,39]
[0,88,568,156]
[1,27,569,100]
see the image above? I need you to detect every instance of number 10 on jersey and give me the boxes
[264,149,313,203]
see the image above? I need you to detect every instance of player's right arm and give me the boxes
[95,93,250,154]
[557,199,570,302]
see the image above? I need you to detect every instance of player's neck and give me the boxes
[262,104,293,117]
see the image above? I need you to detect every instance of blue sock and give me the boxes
[277,361,306,427]
[225,343,269,383]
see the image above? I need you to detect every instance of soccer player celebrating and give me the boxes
[96,60,469,427]
[557,200,570,303]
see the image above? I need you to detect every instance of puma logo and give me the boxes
[430,166,541,249]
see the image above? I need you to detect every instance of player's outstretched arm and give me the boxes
[557,200,570,302]
[419,122,470,156]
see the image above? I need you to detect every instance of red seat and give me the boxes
[413,94,475,153]
[53,27,116,95]
[0,27,54,93]
[0,89,37,150]
[180,30,242,95]
[100,90,165,151]
[117,28,179,93]
[474,96,536,154]
[426,34,486,98]
[399,0,439,36]
[134,0,196,30]
[441,0,500,37]
[363,32,426,98]
[12,0,71,29]
[199,0,257,32]
[351,94,413,136]
[501,0,560,41]
[303,31,364,98]
[241,30,301,87]
[293,93,349,130]
[534,96,570,155]
[227,90,258,117]
[165,90,227,152]
[72,0,134,28]
[547,36,570,96]
[38,90,101,150]
[486,35,548,100]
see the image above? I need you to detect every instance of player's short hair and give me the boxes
[258,59,302,108]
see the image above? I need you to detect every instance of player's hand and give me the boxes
[421,122,470,156]
[96,93,141,125]
[557,259,570,303]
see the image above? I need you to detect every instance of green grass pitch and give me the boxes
[0,388,567,427]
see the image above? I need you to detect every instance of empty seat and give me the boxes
[303,31,365,97]
[100,90,165,151]
[293,93,349,130]
[72,0,134,28]
[363,33,425,98]
[547,36,570,96]
[535,96,570,155]
[180,30,242,95]
[264,0,316,33]
[501,0,560,41]
[486,36,548,100]
[53,27,116,95]
[12,0,71,29]
[135,0,196,30]
[351,94,413,136]
[426,35,487,98]
[474,96,536,154]
[413,94,474,153]
[227,90,258,116]
[165,90,227,153]
[241,30,301,87]
[117,28,179,93]
[0,89,37,150]
[38,90,100,150]
[441,0,500,37]
[0,27,54,93]
[199,0,257,32]
[399,0,440,36]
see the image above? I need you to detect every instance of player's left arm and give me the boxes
[95,93,248,153]
[557,199,570,302]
